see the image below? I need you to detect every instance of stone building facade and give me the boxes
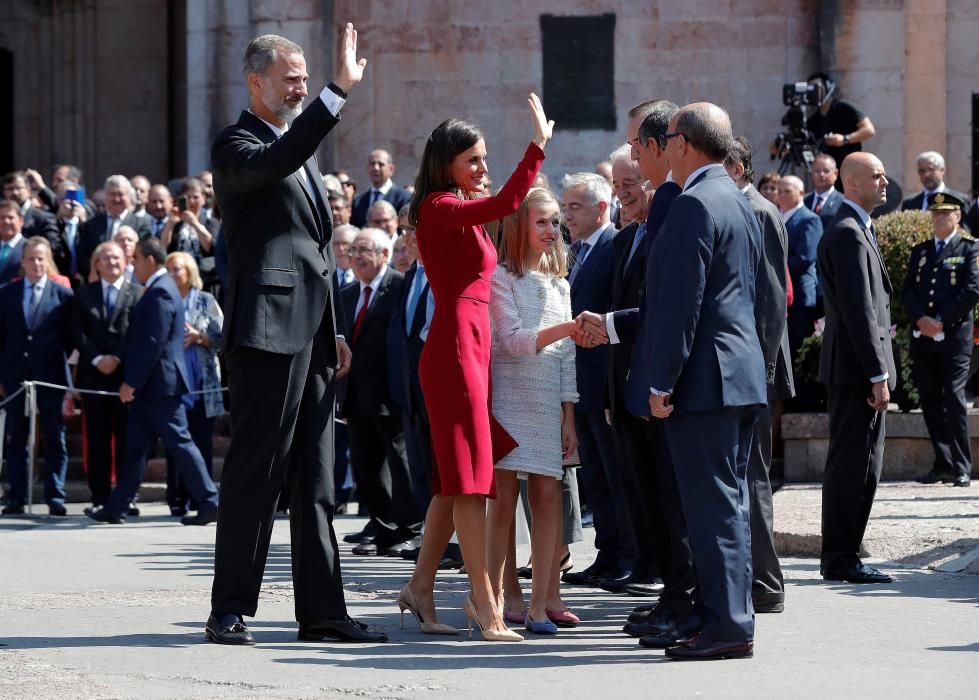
[1,0,976,198]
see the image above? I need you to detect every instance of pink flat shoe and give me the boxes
[504,607,527,624]
[546,607,580,628]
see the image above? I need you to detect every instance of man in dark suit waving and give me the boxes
[208,26,386,646]
[640,103,766,660]
[817,152,895,584]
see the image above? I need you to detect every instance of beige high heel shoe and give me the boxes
[397,587,459,635]
[463,596,523,642]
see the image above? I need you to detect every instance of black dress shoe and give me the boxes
[622,577,663,598]
[666,633,754,660]
[344,529,374,545]
[84,506,125,524]
[638,611,702,648]
[181,508,218,526]
[952,475,971,487]
[562,558,616,585]
[1,503,25,516]
[127,503,141,517]
[628,602,657,623]
[753,600,785,613]
[916,469,954,484]
[597,568,633,592]
[625,604,680,638]
[352,540,378,555]
[437,556,465,570]
[48,503,68,517]
[170,506,188,517]
[335,502,348,515]
[298,616,388,643]
[822,562,893,584]
[205,613,255,645]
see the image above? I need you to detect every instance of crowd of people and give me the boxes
[2,26,978,659]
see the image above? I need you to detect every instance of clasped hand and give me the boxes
[569,311,609,348]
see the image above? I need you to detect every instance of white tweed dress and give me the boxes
[489,264,578,479]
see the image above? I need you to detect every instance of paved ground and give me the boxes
[1,485,978,699]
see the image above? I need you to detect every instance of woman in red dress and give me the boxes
[397,94,552,641]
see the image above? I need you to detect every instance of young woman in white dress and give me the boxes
[487,187,579,634]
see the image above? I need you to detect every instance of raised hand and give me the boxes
[334,23,367,93]
[528,92,554,149]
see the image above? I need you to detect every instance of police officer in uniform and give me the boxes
[901,192,979,487]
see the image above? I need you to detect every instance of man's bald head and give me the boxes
[665,102,734,184]
[840,152,888,212]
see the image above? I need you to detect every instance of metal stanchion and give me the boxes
[25,382,37,516]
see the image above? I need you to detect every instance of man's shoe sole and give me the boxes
[205,627,255,646]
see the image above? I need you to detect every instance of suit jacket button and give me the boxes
[23,352,29,357]
[322,269,329,277]
[26,335,32,341]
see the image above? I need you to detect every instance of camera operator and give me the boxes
[805,72,875,166]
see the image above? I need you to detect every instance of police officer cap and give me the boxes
[927,191,966,211]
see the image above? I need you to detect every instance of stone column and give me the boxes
[903,0,947,194]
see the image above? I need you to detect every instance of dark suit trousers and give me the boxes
[610,412,695,611]
[347,411,422,544]
[165,399,215,510]
[212,326,346,623]
[664,407,758,642]
[334,421,351,503]
[3,387,68,506]
[747,403,784,603]
[821,386,886,570]
[105,396,218,518]
[402,404,434,516]
[574,408,633,566]
[82,393,130,506]
[913,352,972,479]
[787,305,817,358]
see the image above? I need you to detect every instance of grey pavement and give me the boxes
[1,490,978,699]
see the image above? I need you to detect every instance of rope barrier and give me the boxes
[6,381,227,516]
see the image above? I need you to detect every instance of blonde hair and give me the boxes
[165,251,203,289]
[498,187,568,277]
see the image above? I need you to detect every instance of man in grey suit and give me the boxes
[816,152,895,585]
[724,136,795,614]
[640,104,766,660]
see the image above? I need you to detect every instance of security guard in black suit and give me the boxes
[901,192,979,487]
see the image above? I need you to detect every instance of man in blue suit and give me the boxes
[85,237,218,525]
[0,200,26,286]
[560,172,629,588]
[779,175,824,355]
[803,153,845,229]
[0,237,74,515]
[639,103,766,660]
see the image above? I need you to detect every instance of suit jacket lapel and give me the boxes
[109,281,133,326]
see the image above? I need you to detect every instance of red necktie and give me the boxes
[814,196,823,214]
[352,286,372,341]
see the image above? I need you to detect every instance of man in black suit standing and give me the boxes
[85,237,218,526]
[640,103,766,660]
[77,175,151,281]
[724,136,796,614]
[349,149,411,228]
[561,172,629,589]
[208,26,386,646]
[901,151,970,218]
[816,152,896,584]
[72,241,142,507]
[902,192,979,488]
[803,153,844,229]
[339,228,420,555]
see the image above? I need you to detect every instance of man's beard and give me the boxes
[261,87,303,122]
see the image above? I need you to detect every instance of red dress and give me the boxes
[417,142,545,496]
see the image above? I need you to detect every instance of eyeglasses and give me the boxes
[348,245,378,256]
[657,131,686,149]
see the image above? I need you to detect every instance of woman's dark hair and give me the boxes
[408,117,484,227]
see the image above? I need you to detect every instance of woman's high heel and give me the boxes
[398,586,459,636]
[463,596,523,642]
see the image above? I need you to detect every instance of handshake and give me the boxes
[570,311,610,348]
